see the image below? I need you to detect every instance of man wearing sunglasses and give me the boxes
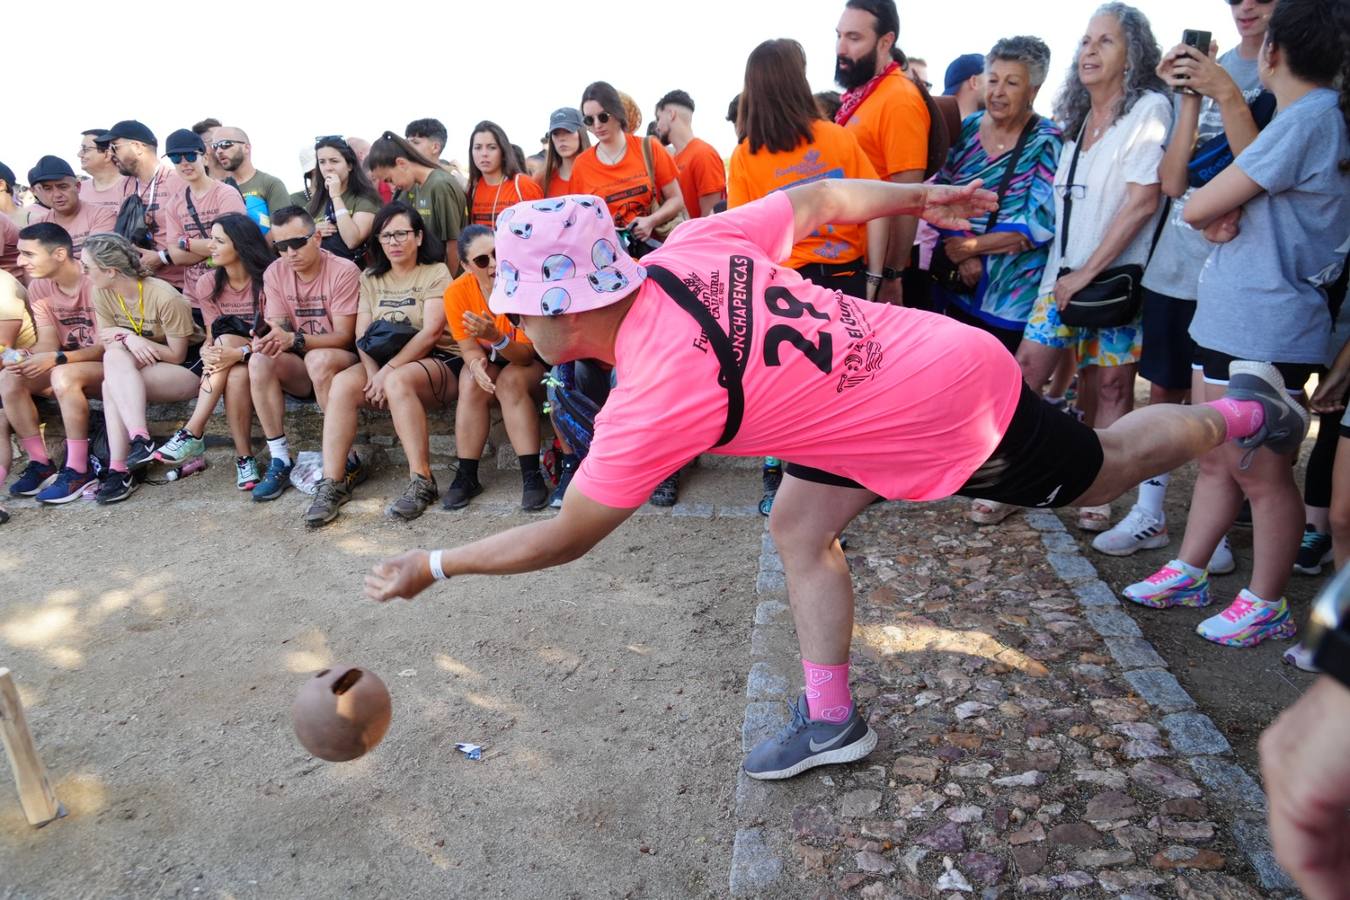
[212,126,291,233]
[77,129,131,217]
[98,119,186,282]
[160,129,246,294]
[25,155,116,259]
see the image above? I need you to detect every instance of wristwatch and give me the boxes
[239,345,252,362]
[291,331,306,354]
[178,236,191,251]
[54,351,68,366]
[882,266,905,281]
[1306,567,1350,689]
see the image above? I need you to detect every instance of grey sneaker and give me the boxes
[1225,362,1310,463]
[304,477,351,528]
[387,474,438,521]
[742,693,876,781]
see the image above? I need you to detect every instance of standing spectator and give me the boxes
[212,126,291,232]
[536,107,590,198]
[618,91,644,135]
[943,53,988,118]
[834,0,931,305]
[1127,0,1350,649]
[1094,0,1272,558]
[160,129,247,295]
[26,155,117,258]
[814,91,843,121]
[404,118,451,168]
[366,131,467,274]
[307,136,381,267]
[466,121,543,229]
[77,129,130,215]
[654,90,727,219]
[304,202,454,527]
[101,120,185,283]
[1018,3,1170,534]
[191,118,222,178]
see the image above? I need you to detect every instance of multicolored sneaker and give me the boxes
[1123,561,1212,609]
[236,456,261,491]
[1196,590,1296,647]
[153,428,204,464]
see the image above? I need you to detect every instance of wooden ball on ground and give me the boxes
[291,666,392,762]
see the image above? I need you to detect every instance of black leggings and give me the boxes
[1306,408,1341,509]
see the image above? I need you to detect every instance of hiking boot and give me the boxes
[154,428,204,464]
[1293,526,1333,576]
[252,457,294,502]
[95,470,137,505]
[36,467,94,505]
[126,436,157,470]
[442,467,483,510]
[1225,362,1310,463]
[522,469,549,511]
[742,693,877,781]
[1123,561,1212,609]
[1092,505,1168,557]
[236,456,261,491]
[1197,590,1296,647]
[387,474,438,521]
[304,477,350,527]
[550,454,578,509]
[9,459,58,496]
[649,471,679,507]
[759,461,782,517]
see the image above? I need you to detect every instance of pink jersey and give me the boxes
[28,202,118,258]
[188,271,263,331]
[27,275,98,350]
[163,180,247,293]
[0,215,20,281]
[263,250,360,336]
[569,191,1023,508]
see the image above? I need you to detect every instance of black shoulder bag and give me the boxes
[1056,122,1168,329]
[356,317,420,365]
[930,115,1039,296]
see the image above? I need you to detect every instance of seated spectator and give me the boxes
[2,223,104,504]
[307,136,381,267]
[1017,4,1171,534]
[0,250,36,496]
[160,129,247,295]
[26,155,117,258]
[191,118,222,178]
[536,108,590,198]
[82,233,202,504]
[466,121,543,229]
[366,132,467,273]
[76,130,131,216]
[212,126,290,232]
[247,206,360,501]
[441,225,548,512]
[0,168,20,281]
[654,90,726,219]
[154,213,275,491]
[305,202,454,526]
[101,120,185,285]
[0,161,27,232]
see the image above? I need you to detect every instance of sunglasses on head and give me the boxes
[167,152,200,164]
[211,140,241,150]
[315,134,349,148]
[582,112,613,127]
[274,231,315,253]
[471,250,495,269]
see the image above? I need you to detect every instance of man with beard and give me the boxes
[834,0,930,306]
[26,156,117,258]
[212,126,291,232]
[653,90,726,219]
[99,120,185,283]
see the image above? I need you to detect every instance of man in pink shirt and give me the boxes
[77,130,131,216]
[26,156,117,259]
[363,187,1308,780]
[99,120,185,284]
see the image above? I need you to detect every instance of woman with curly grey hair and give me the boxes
[1016,2,1171,533]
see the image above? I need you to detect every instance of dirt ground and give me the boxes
[0,460,763,899]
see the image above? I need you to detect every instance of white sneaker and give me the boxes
[1208,536,1236,575]
[1092,505,1168,556]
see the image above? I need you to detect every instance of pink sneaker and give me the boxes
[1123,562,1211,609]
[1196,590,1296,648]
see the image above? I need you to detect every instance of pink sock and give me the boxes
[66,439,89,474]
[1204,398,1265,441]
[20,435,50,465]
[0,465,8,483]
[802,659,853,723]
[110,459,128,473]
[129,429,150,441]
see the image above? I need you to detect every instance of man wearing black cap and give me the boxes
[77,129,131,216]
[0,163,23,280]
[943,53,987,119]
[101,119,186,281]
[27,156,117,259]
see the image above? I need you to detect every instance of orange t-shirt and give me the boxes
[536,169,574,199]
[469,173,544,228]
[569,134,679,229]
[673,138,726,218]
[443,271,532,348]
[843,68,930,179]
[728,120,879,270]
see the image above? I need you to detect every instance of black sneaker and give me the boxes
[95,470,138,505]
[1293,526,1333,576]
[550,455,579,509]
[387,474,438,521]
[742,693,877,781]
[649,471,679,507]
[522,469,549,511]
[126,436,157,470]
[759,462,782,516]
[442,467,483,510]
[304,477,351,528]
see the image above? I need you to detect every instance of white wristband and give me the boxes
[490,334,509,352]
[158,249,171,266]
[428,549,448,581]
[334,208,350,218]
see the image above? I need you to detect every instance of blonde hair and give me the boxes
[618,91,643,134]
[82,233,150,278]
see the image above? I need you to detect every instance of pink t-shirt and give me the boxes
[263,250,360,335]
[134,166,187,287]
[188,271,263,331]
[79,175,132,216]
[27,275,99,350]
[163,180,247,293]
[0,215,21,281]
[569,191,1022,508]
[28,202,118,258]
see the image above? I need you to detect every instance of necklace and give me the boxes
[597,140,627,166]
[115,279,146,335]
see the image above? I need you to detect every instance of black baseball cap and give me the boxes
[27,155,77,185]
[0,162,15,189]
[165,129,206,155]
[97,120,157,146]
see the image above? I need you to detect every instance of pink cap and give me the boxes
[488,195,646,318]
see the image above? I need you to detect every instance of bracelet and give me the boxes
[489,334,510,352]
[158,249,171,266]
[866,271,884,280]
[428,549,448,581]
[334,208,350,218]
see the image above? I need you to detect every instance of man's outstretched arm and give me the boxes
[784,178,998,246]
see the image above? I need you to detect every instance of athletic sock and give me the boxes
[129,429,150,442]
[458,457,480,482]
[1174,558,1205,580]
[1136,474,1169,519]
[518,453,540,478]
[801,659,853,724]
[1204,398,1265,441]
[110,459,128,474]
[66,439,90,475]
[265,435,291,466]
[20,435,50,466]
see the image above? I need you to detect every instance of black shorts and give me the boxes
[794,260,867,299]
[1192,346,1316,394]
[785,383,1104,508]
[181,341,204,374]
[1139,290,1196,391]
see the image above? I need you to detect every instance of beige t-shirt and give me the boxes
[0,269,36,349]
[359,262,453,353]
[94,276,199,346]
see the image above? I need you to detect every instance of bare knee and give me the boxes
[1096,369,1134,407]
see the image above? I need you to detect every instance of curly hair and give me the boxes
[1053,3,1166,139]
[82,233,151,278]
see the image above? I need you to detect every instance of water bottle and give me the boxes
[165,456,208,481]
[1,345,30,365]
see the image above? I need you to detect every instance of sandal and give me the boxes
[1077,503,1112,533]
[969,499,1018,526]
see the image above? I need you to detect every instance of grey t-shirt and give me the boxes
[1190,89,1350,364]
[1141,49,1262,300]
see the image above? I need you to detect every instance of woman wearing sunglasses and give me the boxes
[304,202,454,527]
[161,129,246,297]
[440,224,548,512]
[308,136,382,268]
[570,81,685,253]
[467,121,543,229]
[536,108,590,199]
[155,213,275,490]
[366,132,467,274]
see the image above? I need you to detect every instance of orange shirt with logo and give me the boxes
[470,174,544,228]
[570,134,679,229]
[443,271,532,348]
[844,68,930,179]
[673,137,726,218]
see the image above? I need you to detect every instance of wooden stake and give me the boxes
[0,668,63,827]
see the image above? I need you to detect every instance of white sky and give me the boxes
[9,0,1238,194]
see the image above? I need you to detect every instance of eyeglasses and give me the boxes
[211,140,242,150]
[378,229,416,245]
[1055,183,1088,200]
[274,231,316,253]
[470,250,495,269]
[167,152,200,164]
[582,112,613,127]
